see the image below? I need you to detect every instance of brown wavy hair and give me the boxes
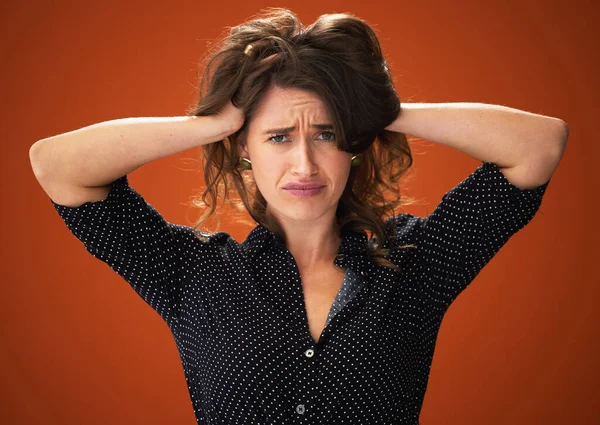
[185,7,420,271]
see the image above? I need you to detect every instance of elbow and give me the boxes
[29,139,51,181]
[540,118,568,163]
[29,141,44,177]
[527,119,568,187]
[560,119,570,140]
[552,120,569,165]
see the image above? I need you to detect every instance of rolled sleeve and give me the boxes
[417,162,550,308]
[51,175,188,329]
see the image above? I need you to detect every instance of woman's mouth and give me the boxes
[284,186,325,198]
[282,182,326,198]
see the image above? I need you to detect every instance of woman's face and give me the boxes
[240,84,352,224]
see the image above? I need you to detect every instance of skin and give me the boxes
[238,84,353,270]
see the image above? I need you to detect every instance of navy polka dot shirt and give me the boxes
[51,162,550,424]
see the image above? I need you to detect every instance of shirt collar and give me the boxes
[241,223,373,276]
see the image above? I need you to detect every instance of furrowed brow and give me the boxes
[263,124,334,134]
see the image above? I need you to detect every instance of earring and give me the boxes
[238,157,252,170]
[351,154,361,167]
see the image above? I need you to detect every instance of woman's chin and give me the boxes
[268,203,325,222]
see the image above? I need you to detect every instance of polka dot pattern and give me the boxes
[50,161,550,424]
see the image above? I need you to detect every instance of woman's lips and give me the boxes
[283,182,325,189]
[284,186,325,198]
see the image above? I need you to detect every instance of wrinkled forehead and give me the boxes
[251,85,333,130]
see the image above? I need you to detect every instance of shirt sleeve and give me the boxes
[50,175,190,329]
[417,161,551,309]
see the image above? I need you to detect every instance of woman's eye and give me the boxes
[268,134,287,144]
[318,131,336,141]
[267,131,336,144]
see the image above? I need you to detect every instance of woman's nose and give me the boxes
[291,143,318,176]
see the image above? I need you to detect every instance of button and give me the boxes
[304,348,314,358]
[336,254,345,260]
[296,404,305,414]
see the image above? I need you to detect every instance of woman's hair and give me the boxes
[186,7,419,271]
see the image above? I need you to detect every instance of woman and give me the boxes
[29,8,568,425]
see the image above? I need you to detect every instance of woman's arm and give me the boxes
[385,102,569,189]
[29,102,244,207]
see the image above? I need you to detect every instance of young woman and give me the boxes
[29,8,568,425]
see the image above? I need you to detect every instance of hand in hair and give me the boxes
[206,100,245,141]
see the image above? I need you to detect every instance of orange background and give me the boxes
[2,1,597,424]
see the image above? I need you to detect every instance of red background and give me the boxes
[2,1,597,424]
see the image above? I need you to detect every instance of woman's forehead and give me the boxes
[252,86,333,127]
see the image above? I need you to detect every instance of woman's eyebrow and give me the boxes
[263,124,334,134]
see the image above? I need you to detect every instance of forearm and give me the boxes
[30,115,223,188]
[385,102,568,169]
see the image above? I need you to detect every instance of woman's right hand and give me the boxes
[207,100,246,141]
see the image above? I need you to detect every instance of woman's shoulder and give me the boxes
[173,225,238,250]
[384,213,425,249]
[385,212,425,236]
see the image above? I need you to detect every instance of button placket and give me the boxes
[297,345,316,418]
